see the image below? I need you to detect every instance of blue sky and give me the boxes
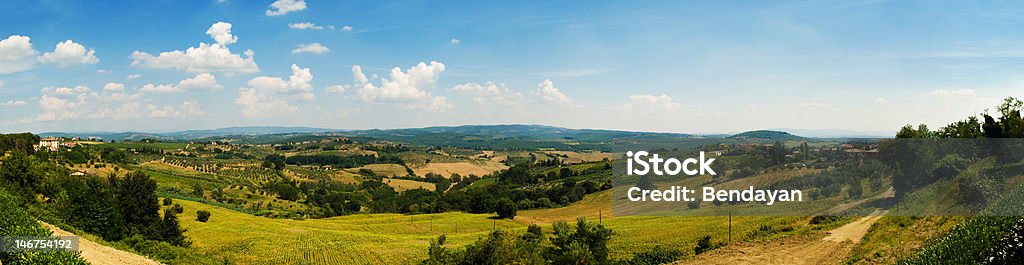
[1,0,1021,134]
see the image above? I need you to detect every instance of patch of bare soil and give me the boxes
[40,221,162,265]
[677,210,887,265]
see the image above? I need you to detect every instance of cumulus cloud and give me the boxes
[352,61,450,111]
[450,38,460,45]
[617,94,681,113]
[127,74,141,80]
[205,22,238,46]
[235,64,314,118]
[266,0,306,16]
[930,89,975,97]
[140,73,222,93]
[103,82,125,92]
[0,80,4,89]
[35,84,202,121]
[534,79,576,107]
[452,81,523,106]
[291,43,330,54]
[130,22,258,74]
[341,25,353,32]
[2,100,27,107]
[874,97,889,104]
[39,40,98,67]
[0,35,37,74]
[288,22,323,30]
[324,84,346,94]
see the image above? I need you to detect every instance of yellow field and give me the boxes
[384,178,435,192]
[410,161,508,178]
[170,199,523,265]
[543,151,615,164]
[347,164,409,177]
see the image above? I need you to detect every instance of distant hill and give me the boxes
[729,130,804,141]
[40,126,336,141]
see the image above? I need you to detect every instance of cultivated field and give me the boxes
[410,161,508,178]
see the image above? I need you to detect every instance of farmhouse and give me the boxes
[38,137,61,151]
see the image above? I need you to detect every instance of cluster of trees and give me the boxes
[59,172,189,246]
[423,218,685,265]
[284,154,404,168]
[0,133,39,154]
[270,163,611,218]
[885,96,1024,201]
[0,149,189,249]
[423,218,614,265]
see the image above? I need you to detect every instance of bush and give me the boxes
[162,197,173,206]
[171,204,184,214]
[630,245,684,265]
[196,210,211,222]
[694,235,722,255]
[495,198,517,219]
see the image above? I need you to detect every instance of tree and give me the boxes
[65,176,125,241]
[118,171,160,232]
[157,208,189,247]
[547,218,613,265]
[196,210,211,222]
[496,198,517,219]
[162,197,173,206]
[262,154,286,170]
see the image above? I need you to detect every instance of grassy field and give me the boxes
[103,142,188,150]
[348,164,409,177]
[170,199,523,265]
[410,161,508,178]
[384,178,435,191]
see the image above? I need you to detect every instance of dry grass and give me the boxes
[411,161,508,178]
[384,178,436,192]
[543,151,615,164]
[347,164,409,177]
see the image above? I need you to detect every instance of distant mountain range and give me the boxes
[38,125,891,142]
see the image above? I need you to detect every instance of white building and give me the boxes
[39,137,61,152]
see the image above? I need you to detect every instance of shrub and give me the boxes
[171,204,184,214]
[196,210,211,222]
[630,245,684,265]
[496,198,517,219]
[694,235,722,255]
[0,191,88,265]
[162,197,173,206]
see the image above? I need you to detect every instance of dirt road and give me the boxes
[677,210,888,265]
[39,221,162,265]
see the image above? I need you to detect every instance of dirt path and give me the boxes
[677,210,888,265]
[39,221,162,265]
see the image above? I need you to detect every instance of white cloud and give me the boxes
[97,69,109,74]
[452,81,523,106]
[288,22,323,30]
[353,61,450,111]
[235,64,314,118]
[617,94,681,113]
[450,38,460,45]
[130,22,258,74]
[291,43,330,54]
[35,83,203,121]
[147,101,204,118]
[930,89,975,97]
[103,82,125,92]
[2,100,27,107]
[39,40,98,67]
[0,80,4,89]
[127,74,141,80]
[341,25,353,32]
[324,84,346,94]
[205,22,238,46]
[799,102,835,109]
[874,97,889,104]
[266,0,306,16]
[534,79,575,106]
[0,35,37,74]
[140,73,222,93]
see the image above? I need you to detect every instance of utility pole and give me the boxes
[728,213,733,243]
